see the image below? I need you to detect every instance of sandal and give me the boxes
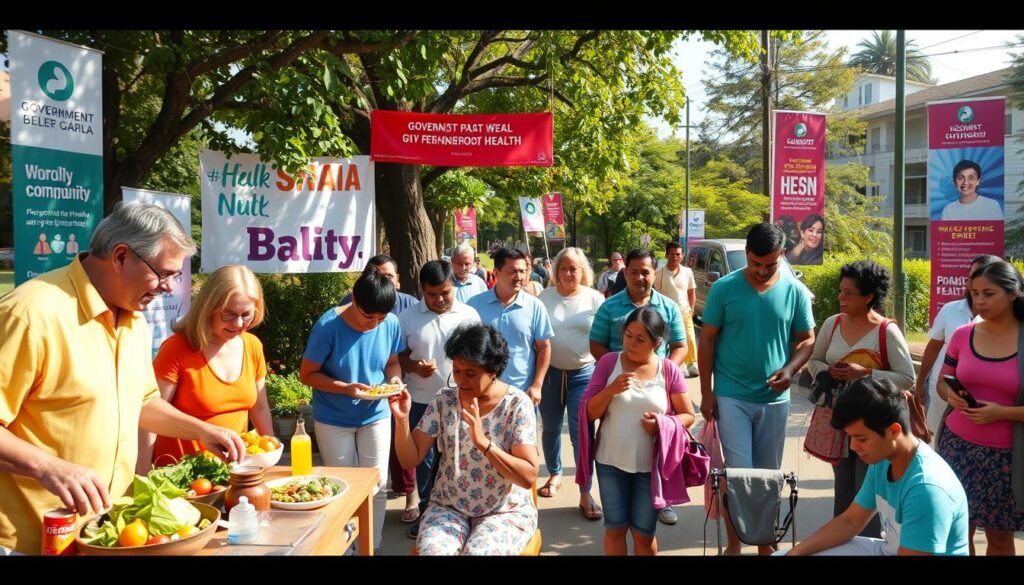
[400,505,421,524]
[537,475,562,498]
[579,495,603,520]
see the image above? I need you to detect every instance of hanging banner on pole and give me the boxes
[454,207,478,251]
[200,150,376,274]
[123,188,192,358]
[519,196,544,233]
[370,110,553,167]
[542,192,565,241]
[771,110,826,266]
[682,209,705,244]
[927,97,1005,324]
[9,31,104,285]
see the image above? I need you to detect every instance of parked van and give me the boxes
[686,239,813,322]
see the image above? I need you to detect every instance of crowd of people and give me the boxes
[2,206,1023,557]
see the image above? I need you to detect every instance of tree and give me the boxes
[3,30,770,291]
[848,30,936,84]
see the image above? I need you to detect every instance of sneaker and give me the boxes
[658,507,678,525]
[686,364,700,378]
[407,521,420,539]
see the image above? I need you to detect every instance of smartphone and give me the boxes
[943,375,979,408]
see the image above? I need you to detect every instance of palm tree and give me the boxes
[849,31,935,84]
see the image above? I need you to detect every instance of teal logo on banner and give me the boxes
[38,61,74,101]
[957,106,975,123]
[794,123,807,138]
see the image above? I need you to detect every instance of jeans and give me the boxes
[716,395,790,469]
[539,363,594,486]
[595,462,657,537]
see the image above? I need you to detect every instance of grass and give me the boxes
[0,271,13,296]
[905,331,931,345]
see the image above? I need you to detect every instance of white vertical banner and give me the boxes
[687,209,706,242]
[122,188,193,358]
[518,196,544,233]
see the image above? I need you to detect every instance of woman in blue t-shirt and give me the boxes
[300,270,406,552]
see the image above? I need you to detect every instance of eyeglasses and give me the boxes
[130,247,182,286]
[220,311,256,324]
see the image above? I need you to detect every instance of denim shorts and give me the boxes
[595,461,657,537]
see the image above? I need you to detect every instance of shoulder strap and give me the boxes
[878,319,892,371]
[828,314,842,346]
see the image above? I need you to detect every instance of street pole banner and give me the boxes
[685,209,705,244]
[9,31,103,285]
[122,188,192,358]
[927,97,1005,324]
[454,207,478,251]
[771,110,826,266]
[370,110,553,167]
[200,150,376,274]
[542,192,565,241]
[519,196,544,233]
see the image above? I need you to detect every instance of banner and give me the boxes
[454,207,478,251]
[123,188,192,358]
[200,151,376,273]
[771,110,826,266]
[542,192,565,241]
[9,31,103,285]
[683,209,705,244]
[927,98,1005,323]
[370,110,553,167]
[519,197,544,233]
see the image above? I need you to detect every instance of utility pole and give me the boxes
[685,99,691,251]
[761,29,772,197]
[893,31,908,330]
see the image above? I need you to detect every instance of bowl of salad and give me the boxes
[267,475,348,511]
[149,451,231,508]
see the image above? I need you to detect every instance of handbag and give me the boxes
[701,419,725,519]
[804,316,848,464]
[662,359,710,488]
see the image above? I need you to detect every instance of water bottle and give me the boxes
[227,495,259,544]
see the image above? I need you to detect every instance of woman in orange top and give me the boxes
[137,264,272,471]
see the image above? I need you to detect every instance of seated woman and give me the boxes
[390,323,539,555]
[138,264,272,472]
[577,306,697,556]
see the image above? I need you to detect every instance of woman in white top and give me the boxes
[805,260,915,538]
[914,255,1002,441]
[537,248,605,518]
[582,307,696,555]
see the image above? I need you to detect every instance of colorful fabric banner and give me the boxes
[9,31,103,285]
[122,188,192,358]
[927,98,1005,323]
[454,207,478,251]
[519,197,544,233]
[200,150,376,274]
[771,110,827,266]
[542,192,565,241]
[370,111,553,167]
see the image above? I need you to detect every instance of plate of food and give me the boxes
[268,475,348,511]
[363,383,405,400]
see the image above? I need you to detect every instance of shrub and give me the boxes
[265,371,311,418]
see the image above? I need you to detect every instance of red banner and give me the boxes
[454,207,478,250]
[542,192,565,240]
[771,111,827,266]
[370,111,553,167]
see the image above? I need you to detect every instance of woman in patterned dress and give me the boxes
[390,323,539,555]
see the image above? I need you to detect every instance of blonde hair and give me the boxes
[552,247,595,287]
[173,265,265,350]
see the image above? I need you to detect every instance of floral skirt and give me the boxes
[938,427,1024,531]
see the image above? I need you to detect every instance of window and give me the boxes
[1007,113,1014,136]
[708,250,724,275]
[864,83,872,105]
[859,83,873,106]
[907,226,927,255]
[906,162,927,205]
[689,247,709,272]
[870,128,881,153]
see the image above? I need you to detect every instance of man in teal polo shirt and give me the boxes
[698,223,815,555]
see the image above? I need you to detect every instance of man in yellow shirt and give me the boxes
[0,204,246,555]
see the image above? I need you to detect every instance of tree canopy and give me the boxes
[848,30,936,84]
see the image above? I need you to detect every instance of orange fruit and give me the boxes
[259,437,279,452]
[176,525,201,539]
[119,520,149,547]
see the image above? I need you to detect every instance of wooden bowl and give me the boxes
[76,502,220,556]
[186,485,227,508]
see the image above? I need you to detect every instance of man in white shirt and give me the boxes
[654,241,699,378]
[940,159,1003,221]
[597,252,624,298]
[450,243,488,303]
[397,259,481,536]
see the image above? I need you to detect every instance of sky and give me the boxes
[657,29,1024,138]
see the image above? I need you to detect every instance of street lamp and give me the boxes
[677,99,697,251]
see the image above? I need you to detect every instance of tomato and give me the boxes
[176,525,201,539]
[146,534,170,545]
[191,478,213,495]
[119,520,149,547]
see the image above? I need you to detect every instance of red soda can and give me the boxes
[41,508,78,556]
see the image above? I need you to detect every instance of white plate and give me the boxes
[362,384,405,400]
[267,475,348,511]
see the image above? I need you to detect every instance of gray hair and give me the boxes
[89,203,196,260]
[553,247,595,287]
[452,243,476,260]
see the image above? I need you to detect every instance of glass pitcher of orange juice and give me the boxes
[291,417,313,476]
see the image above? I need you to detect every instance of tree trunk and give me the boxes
[375,163,436,296]
[426,204,447,257]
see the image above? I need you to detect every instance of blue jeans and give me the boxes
[410,401,433,503]
[595,462,657,537]
[539,363,594,486]
[715,395,790,469]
